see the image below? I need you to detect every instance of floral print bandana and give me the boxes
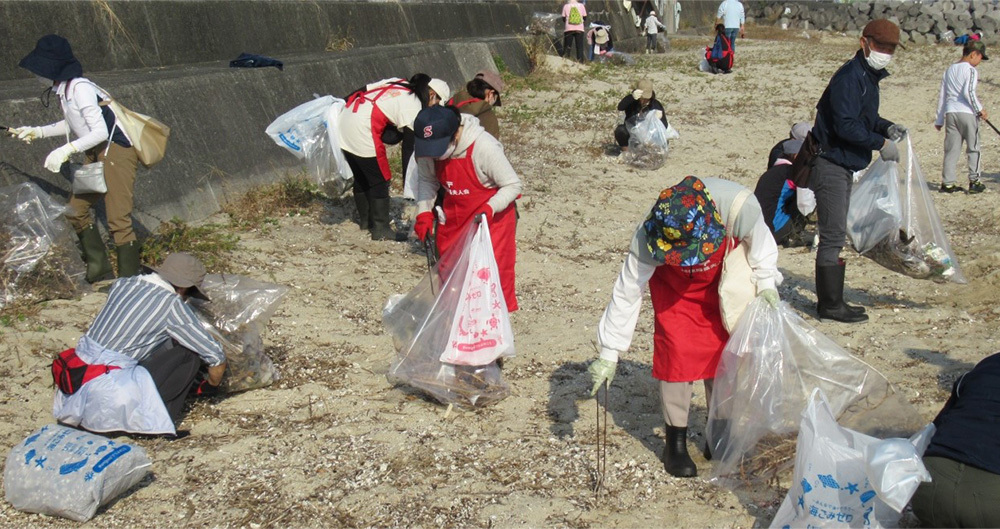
[643,176,725,266]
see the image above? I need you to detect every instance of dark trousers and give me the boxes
[345,152,390,199]
[809,156,853,266]
[646,33,657,51]
[138,344,201,423]
[562,31,586,62]
[912,456,1000,528]
[614,124,631,147]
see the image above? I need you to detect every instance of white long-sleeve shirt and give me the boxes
[596,177,782,363]
[936,61,983,126]
[645,14,666,35]
[716,0,745,29]
[38,78,112,153]
[415,114,522,217]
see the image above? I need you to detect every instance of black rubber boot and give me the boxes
[115,240,141,278]
[77,225,113,283]
[816,261,868,323]
[369,197,406,241]
[353,190,370,231]
[662,426,697,477]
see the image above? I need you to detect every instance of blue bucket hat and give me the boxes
[19,35,83,81]
[413,106,460,158]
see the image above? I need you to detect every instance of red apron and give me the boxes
[435,143,518,312]
[648,240,733,382]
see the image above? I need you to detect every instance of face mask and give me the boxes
[437,143,457,160]
[864,40,892,70]
[36,75,51,87]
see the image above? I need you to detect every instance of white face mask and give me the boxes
[36,75,51,87]
[437,143,457,160]
[864,40,892,70]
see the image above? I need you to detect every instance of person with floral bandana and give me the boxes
[586,176,781,478]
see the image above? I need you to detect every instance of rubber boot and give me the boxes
[703,419,730,461]
[662,426,697,477]
[353,190,370,231]
[816,261,868,323]
[115,240,141,278]
[77,225,113,283]
[369,197,406,242]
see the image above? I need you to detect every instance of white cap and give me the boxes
[649,10,656,15]
[428,78,450,105]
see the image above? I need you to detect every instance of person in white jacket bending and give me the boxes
[587,176,781,477]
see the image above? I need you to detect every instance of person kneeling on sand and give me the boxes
[53,253,226,437]
[587,176,781,477]
[614,79,668,154]
[754,138,816,248]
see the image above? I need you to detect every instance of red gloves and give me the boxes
[414,211,435,243]
[474,204,493,224]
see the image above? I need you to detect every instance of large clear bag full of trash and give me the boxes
[597,51,636,66]
[769,389,933,529]
[848,138,965,283]
[190,274,289,393]
[4,424,151,522]
[624,111,670,170]
[384,220,514,407]
[846,157,902,255]
[265,96,354,197]
[0,182,87,309]
[527,12,562,38]
[707,298,924,489]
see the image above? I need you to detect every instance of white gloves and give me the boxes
[44,143,77,173]
[632,89,644,100]
[9,126,44,144]
[653,110,664,121]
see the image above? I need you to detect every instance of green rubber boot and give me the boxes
[77,225,113,283]
[115,240,141,278]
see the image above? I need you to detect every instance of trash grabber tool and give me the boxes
[594,379,608,496]
[984,118,1000,137]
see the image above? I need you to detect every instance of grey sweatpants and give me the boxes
[942,112,981,185]
[810,156,854,267]
[659,379,714,427]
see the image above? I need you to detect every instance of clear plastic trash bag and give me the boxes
[847,157,902,255]
[384,221,513,407]
[707,298,924,488]
[528,12,562,38]
[4,424,151,522]
[624,111,670,170]
[0,182,87,309]
[848,138,965,283]
[597,50,637,66]
[190,274,289,393]
[769,389,933,529]
[265,96,354,197]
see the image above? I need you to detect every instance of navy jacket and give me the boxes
[925,353,1000,475]
[812,50,894,171]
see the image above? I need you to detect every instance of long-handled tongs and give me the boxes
[594,380,608,496]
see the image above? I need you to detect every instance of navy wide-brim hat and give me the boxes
[19,34,83,81]
[414,106,460,158]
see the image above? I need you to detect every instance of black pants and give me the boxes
[562,31,586,62]
[138,344,201,423]
[912,456,1000,528]
[809,156,854,266]
[345,152,390,199]
[614,124,630,147]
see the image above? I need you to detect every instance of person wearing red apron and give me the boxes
[411,106,522,312]
[587,176,783,477]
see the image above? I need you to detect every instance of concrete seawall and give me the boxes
[0,0,638,233]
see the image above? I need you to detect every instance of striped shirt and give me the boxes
[936,61,983,126]
[85,275,225,366]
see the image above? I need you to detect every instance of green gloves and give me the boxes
[588,358,617,396]
[759,288,779,307]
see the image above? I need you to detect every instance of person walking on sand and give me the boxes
[586,176,781,478]
[561,0,588,63]
[716,0,745,52]
[936,40,989,194]
[644,10,667,54]
[9,35,142,283]
[808,19,907,324]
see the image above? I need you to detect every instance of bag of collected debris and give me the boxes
[190,274,289,393]
[4,424,151,522]
[0,182,87,309]
[384,220,513,407]
[769,389,933,529]
[528,12,562,38]
[707,298,924,488]
[265,96,354,197]
[848,138,965,283]
[846,157,902,255]
[624,111,670,170]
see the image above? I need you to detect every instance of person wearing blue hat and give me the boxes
[586,176,782,477]
[8,34,140,283]
[411,106,523,311]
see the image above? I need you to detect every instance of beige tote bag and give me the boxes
[718,189,756,333]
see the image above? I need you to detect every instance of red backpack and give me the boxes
[51,348,121,395]
[705,33,734,72]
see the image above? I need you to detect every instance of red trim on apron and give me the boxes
[449,97,484,109]
[648,241,734,382]
[349,83,411,182]
[435,143,518,311]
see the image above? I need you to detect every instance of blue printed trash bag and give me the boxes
[769,390,932,529]
[3,424,151,522]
